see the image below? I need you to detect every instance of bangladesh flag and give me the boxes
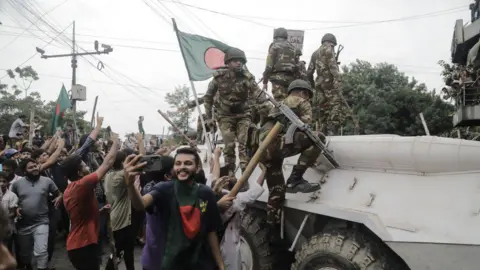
[50,84,71,134]
[176,30,232,81]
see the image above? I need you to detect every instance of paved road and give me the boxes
[51,240,143,270]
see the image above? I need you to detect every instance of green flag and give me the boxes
[50,84,72,134]
[176,30,232,81]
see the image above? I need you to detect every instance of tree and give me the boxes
[0,66,89,137]
[164,85,195,133]
[6,66,39,98]
[340,60,455,136]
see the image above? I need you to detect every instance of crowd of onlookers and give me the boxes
[0,113,269,270]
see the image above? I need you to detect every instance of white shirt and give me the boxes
[9,118,27,138]
[220,182,265,270]
[1,188,18,235]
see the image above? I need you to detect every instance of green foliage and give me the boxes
[341,60,455,136]
[0,66,89,136]
[164,85,195,133]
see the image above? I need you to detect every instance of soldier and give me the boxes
[307,33,346,135]
[295,48,308,81]
[262,27,298,102]
[204,47,266,179]
[258,79,321,230]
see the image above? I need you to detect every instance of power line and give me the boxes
[0,22,72,80]
[156,0,467,29]
[0,0,68,52]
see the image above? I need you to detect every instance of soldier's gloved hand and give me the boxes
[262,83,268,91]
[205,118,215,129]
[333,80,341,89]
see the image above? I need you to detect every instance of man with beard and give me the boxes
[10,159,62,270]
[126,147,225,270]
[204,47,267,184]
[31,139,65,270]
[62,133,119,270]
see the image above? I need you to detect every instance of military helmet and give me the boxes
[295,48,302,56]
[274,27,288,39]
[288,79,313,98]
[321,33,337,46]
[224,47,247,64]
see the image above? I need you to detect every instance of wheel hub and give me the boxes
[239,235,254,270]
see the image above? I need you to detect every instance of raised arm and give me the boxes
[135,133,145,155]
[39,138,65,171]
[95,132,119,180]
[74,116,103,157]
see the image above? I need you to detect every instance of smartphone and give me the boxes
[136,155,165,173]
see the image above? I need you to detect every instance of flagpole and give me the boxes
[172,18,213,155]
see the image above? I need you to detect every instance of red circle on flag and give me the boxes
[204,47,225,69]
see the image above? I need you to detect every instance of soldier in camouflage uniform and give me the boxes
[262,27,298,102]
[307,33,347,135]
[204,47,267,178]
[258,79,321,227]
[295,48,308,81]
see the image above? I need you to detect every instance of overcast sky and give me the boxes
[0,0,472,136]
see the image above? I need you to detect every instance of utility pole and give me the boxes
[36,21,113,143]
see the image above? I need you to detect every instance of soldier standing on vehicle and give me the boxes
[258,79,321,231]
[262,27,298,102]
[307,33,347,135]
[204,47,267,181]
[295,48,308,81]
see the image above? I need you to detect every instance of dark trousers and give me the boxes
[3,234,14,254]
[68,244,100,270]
[48,208,60,262]
[113,225,135,270]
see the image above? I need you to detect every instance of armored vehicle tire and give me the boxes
[291,229,403,270]
[240,208,278,270]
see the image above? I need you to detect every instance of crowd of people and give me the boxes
[0,110,270,270]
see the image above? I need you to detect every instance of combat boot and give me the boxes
[286,165,321,193]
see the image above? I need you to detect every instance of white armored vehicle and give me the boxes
[229,135,480,270]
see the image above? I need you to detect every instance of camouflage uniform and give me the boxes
[258,79,321,225]
[307,33,347,135]
[263,27,298,102]
[205,47,266,175]
[295,49,308,81]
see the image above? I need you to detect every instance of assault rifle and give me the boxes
[257,90,340,168]
[335,44,344,65]
[334,45,360,134]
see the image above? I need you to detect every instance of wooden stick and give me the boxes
[157,109,200,152]
[419,113,430,136]
[228,122,283,197]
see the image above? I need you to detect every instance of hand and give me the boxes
[217,195,235,210]
[16,208,22,218]
[52,196,62,208]
[189,140,197,148]
[214,147,222,159]
[333,80,341,89]
[135,133,143,141]
[100,204,111,214]
[262,83,268,91]
[56,138,65,147]
[96,116,104,127]
[123,154,147,186]
[111,132,119,142]
[259,163,266,172]
[213,176,230,194]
